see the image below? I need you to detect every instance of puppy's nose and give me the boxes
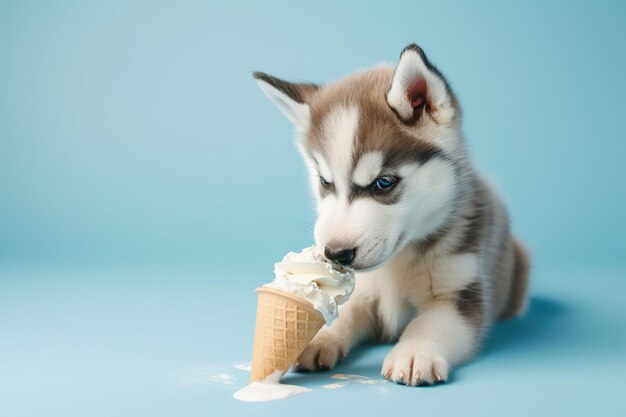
[324,247,356,266]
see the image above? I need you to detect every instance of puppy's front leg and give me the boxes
[382,300,479,385]
[295,285,377,371]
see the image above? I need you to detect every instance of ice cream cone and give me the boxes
[249,287,325,383]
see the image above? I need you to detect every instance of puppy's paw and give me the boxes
[294,332,348,371]
[381,342,449,386]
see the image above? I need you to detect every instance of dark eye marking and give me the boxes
[382,142,446,170]
[318,175,335,197]
[371,176,398,191]
[348,175,402,205]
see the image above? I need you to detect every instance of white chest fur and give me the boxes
[355,245,480,340]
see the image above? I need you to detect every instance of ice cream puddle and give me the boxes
[232,362,251,371]
[233,370,310,402]
[322,381,348,390]
[233,245,355,402]
[331,373,381,384]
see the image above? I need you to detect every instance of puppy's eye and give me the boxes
[373,176,397,191]
[319,176,331,186]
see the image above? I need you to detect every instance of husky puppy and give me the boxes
[253,44,530,386]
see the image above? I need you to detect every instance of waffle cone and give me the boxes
[249,287,325,383]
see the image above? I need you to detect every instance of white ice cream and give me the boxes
[233,246,356,402]
[264,245,355,325]
[233,370,310,402]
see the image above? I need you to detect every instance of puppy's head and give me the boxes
[254,44,463,270]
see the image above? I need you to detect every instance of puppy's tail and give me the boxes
[498,238,530,320]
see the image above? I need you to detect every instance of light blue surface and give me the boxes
[2,264,625,416]
[1,1,625,416]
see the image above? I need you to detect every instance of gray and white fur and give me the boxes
[253,43,530,386]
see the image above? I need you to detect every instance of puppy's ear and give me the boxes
[387,44,456,125]
[253,72,319,131]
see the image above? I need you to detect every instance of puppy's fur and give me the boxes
[254,44,530,386]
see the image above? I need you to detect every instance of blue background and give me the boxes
[1,1,624,416]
